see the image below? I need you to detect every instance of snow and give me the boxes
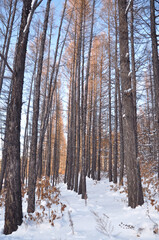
[125,0,132,14]
[23,0,36,33]
[128,71,132,77]
[0,175,159,239]
[124,88,132,93]
[31,0,36,8]
[125,53,129,58]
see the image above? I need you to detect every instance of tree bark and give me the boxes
[113,0,118,184]
[150,0,159,178]
[108,2,112,182]
[3,0,34,234]
[118,0,144,208]
[28,0,51,213]
[81,0,96,199]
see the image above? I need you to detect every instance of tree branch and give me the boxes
[0,52,13,74]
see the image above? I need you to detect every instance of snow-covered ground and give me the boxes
[0,175,159,240]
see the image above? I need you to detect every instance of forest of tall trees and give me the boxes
[0,0,159,235]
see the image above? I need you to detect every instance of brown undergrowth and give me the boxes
[109,159,159,212]
[23,176,67,226]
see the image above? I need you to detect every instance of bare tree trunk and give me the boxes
[74,0,83,193]
[78,2,86,194]
[149,61,156,161]
[86,88,93,178]
[3,0,37,234]
[46,114,53,178]
[97,54,103,181]
[130,1,137,155]
[53,90,60,186]
[64,89,71,184]
[28,0,51,213]
[36,12,53,179]
[150,0,159,178]
[108,2,112,182]
[80,0,96,199]
[67,19,77,190]
[118,0,144,208]
[92,88,97,180]
[113,0,118,184]
[118,70,124,185]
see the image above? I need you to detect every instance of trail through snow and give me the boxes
[0,176,159,239]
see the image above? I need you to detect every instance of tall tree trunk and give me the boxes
[97,53,103,181]
[149,61,156,161]
[53,91,60,186]
[108,2,112,182]
[150,0,159,178]
[67,19,77,190]
[80,0,96,199]
[64,90,71,184]
[74,0,83,193]
[118,70,124,185]
[78,1,86,194]
[27,0,51,213]
[92,85,97,180]
[113,0,118,184]
[46,115,53,178]
[130,1,144,205]
[36,11,53,179]
[86,88,93,178]
[130,1,137,155]
[3,0,36,234]
[118,0,144,208]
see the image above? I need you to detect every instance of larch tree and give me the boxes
[27,0,51,213]
[118,0,144,208]
[150,0,159,178]
[80,0,96,199]
[3,0,43,234]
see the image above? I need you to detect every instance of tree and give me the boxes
[118,0,144,208]
[3,0,42,235]
[27,0,51,213]
[150,0,159,178]
[80,0,96,199]
[113,0,118,184]
[108,0,113,183]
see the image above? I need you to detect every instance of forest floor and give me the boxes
[0,173,159,240]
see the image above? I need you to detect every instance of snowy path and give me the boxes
[0,176,159,239]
